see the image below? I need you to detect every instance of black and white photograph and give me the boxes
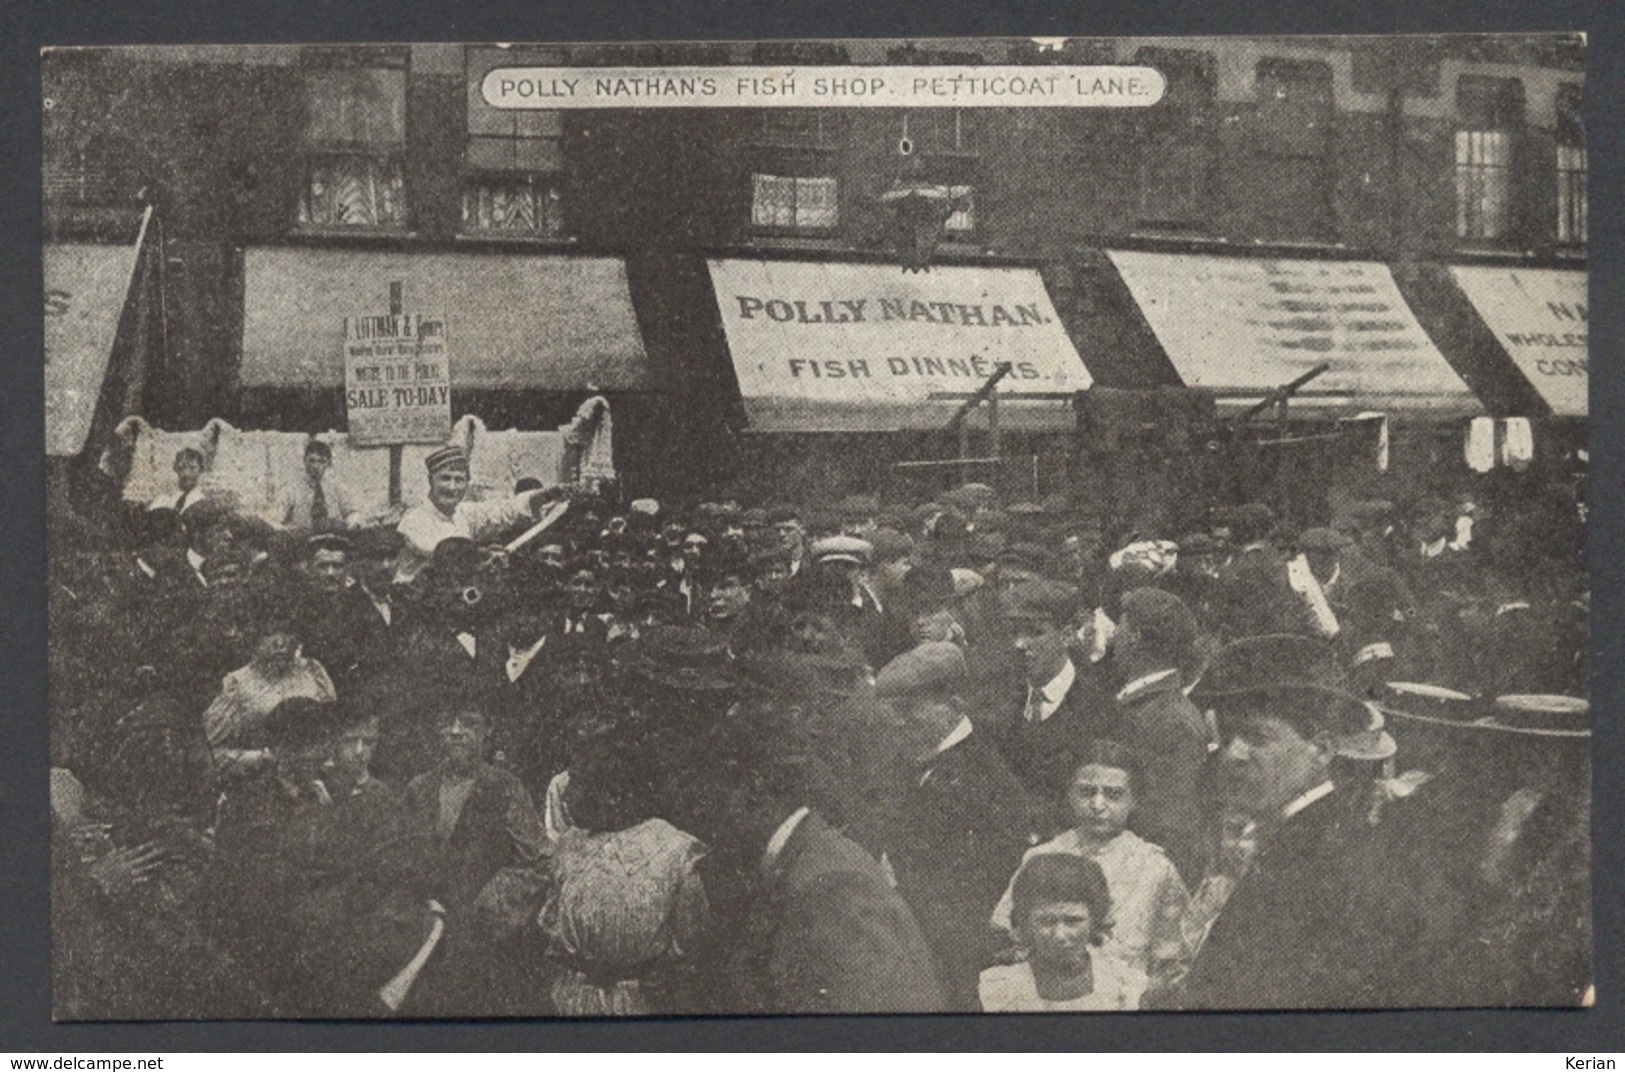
[40,34,1592,1020]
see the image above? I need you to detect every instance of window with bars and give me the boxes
[463,47,566,238]
[297,52,409,229]
[1556,84,1585,244]
[1455,76,1523,242]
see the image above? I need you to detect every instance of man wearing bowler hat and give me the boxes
[395,445,561,585]
[1166,636,1465,1009]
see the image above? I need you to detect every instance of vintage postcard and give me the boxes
[43,35,1589,1019]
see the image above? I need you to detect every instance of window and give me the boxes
[751,174,839,230]
[895,110,979,237]
[297,49,409,229]
[1245,59,1335,241]
[1455,76,1523,242]
[463,47,565,238]
[1556,83,1585,244]
[747,111,844,234]
[1132,48,1216,231]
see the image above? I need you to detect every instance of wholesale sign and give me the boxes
[1449,267,1587,418]
[343,312,452,445]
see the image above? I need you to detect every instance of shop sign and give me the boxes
[707,259,1091,414]
[1449,267,1587,418]
[343,312,452,445]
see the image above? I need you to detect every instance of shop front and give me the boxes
[1103,249,1486,526]
[230,245,663,501]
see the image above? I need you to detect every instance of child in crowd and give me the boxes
[991,740,1190,998]
[979,854,1142,1012]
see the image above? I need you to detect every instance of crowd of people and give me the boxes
[48,436,1591,1017]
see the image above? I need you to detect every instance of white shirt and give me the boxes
[394,491,539,584]
[185,547,208,587]
[1281,780,1336,821]
[1026,659,1077,722]
[919,717,975,785]
[1116,668,1178,703]
[762,805,813,874]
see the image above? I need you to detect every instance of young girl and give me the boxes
[979,854,1142,1012]
[990,739,1191,999]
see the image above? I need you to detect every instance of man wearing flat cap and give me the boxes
[876,642,1032,1010]
[1165,637,1465,1009]
[1110,587,1214,884]
[394,445,561,585]
[1211,502,1298,641]
[1291,527,1416,690]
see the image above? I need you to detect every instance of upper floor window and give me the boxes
[896,110,979,236]
[1455,76,1524,242]
[1132,48,1216,231]
[1246,59,1335,242]
[746,44,849,237]
[297,48,409,230]
[1556,83,1585,244]
[463,47,565,238]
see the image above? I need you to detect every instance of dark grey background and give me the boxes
[3,0,1620,1052]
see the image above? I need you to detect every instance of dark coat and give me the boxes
[292,581,395,691]
[994,662,1116,823]
[1111,670,1214,884]
[889,727,1034,1010]
[1174,784,1467,1010]
[400,759,548,911]
[732,810,945,1014]
[1212,544,1299,640]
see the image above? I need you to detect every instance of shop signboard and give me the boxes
[343,312,452,445]
[1449,267,1587,418]
[707,258,1091,431]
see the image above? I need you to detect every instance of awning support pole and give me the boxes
[943,362,1013,487]
[1231,362,1331,428]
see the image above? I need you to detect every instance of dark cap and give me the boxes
[999,581,1078,626]
[1118,587,1199,658]
[998,541,1059,577]
[1208,681,1391,757]
[1296,527,1353,554]
[1189,634,1345,704]
[618,626,736,692]
[899,561,956,610]
[869,528,915,565]
[261,696,339,749]
[874,641,967,701]
[1229,502,1277,543]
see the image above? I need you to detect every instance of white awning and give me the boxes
[240,248,652,390]
[1109,251,1481,416]
[1449,267,1587,418]
[707,258,1091,432]
[44,242,142,456]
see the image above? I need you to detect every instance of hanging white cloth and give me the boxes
[1286,553,1341,639]
[1501,417,1534,472]
[1465,416,1497,473]
[1348,412,1390,472]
